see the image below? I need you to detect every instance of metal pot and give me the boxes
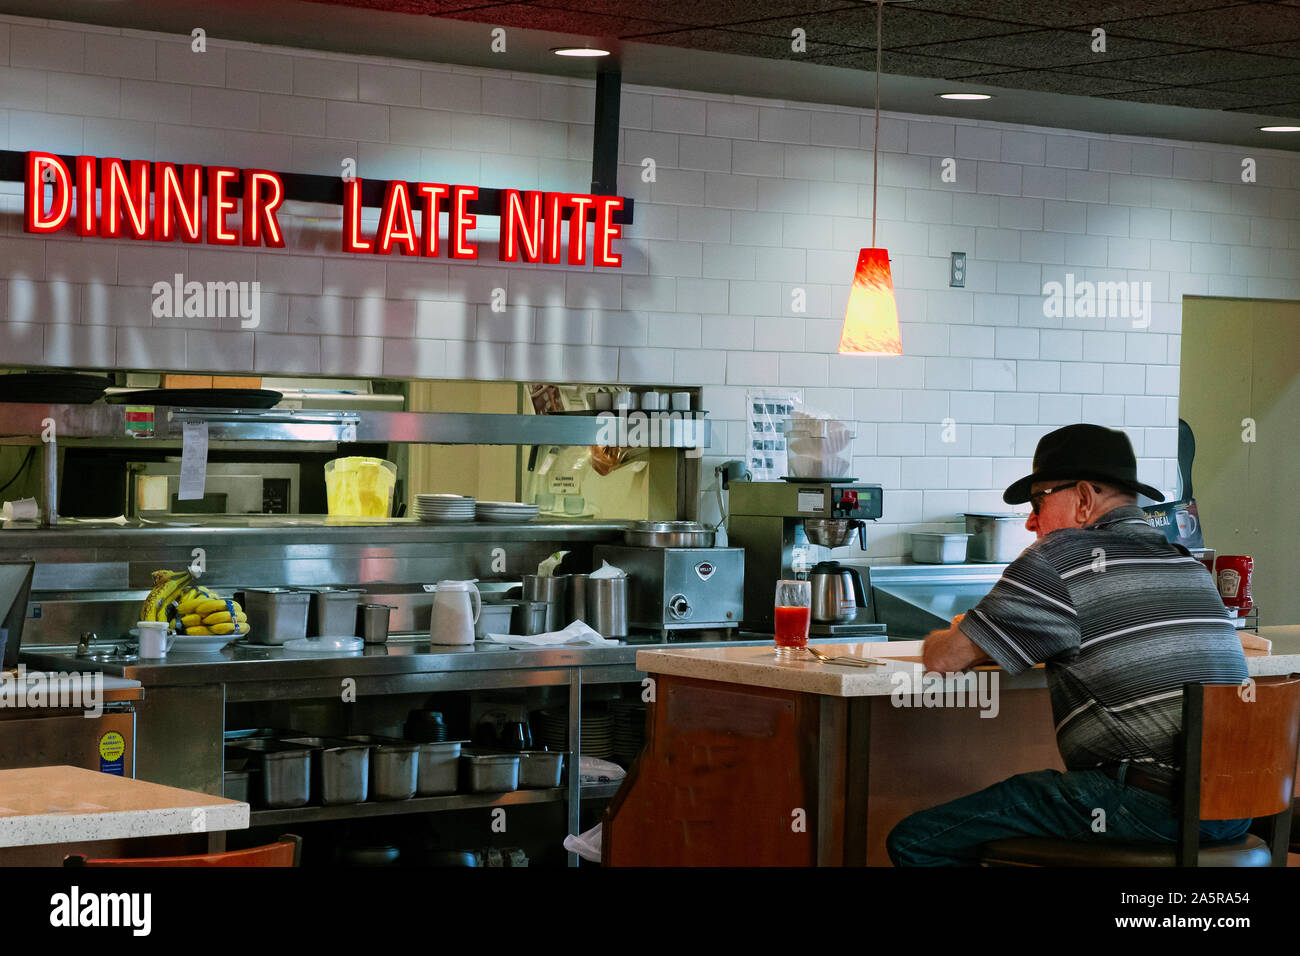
[475,602,515,638]
[244,588,310,646]
[503,599,548,635]
[519,750,565,789]
[414,739,465,795]
[587,576,628,637]
[963,513,1034,563]
[622,520,715,548]
[462,750,520,792]
[280,736,370,805]
[305,587,363,637]
[522,574,567,631]
[228,739,313,808]
[343,735,419,800]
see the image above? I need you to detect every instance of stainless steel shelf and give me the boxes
[0,403,709,448]
[245,782,624,826]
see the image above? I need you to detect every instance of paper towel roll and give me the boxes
[2,498,38,521]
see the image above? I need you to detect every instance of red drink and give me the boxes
[774,605,811,648]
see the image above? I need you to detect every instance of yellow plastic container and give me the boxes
[325,457,397,518]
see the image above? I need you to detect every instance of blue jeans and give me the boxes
[887,766,1252,866]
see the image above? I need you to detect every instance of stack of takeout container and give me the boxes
[786,410,855,478]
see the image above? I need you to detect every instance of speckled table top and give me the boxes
[0,766,248,848]
[636,630,1300,698]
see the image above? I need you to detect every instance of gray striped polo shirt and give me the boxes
[957,505,1248,780]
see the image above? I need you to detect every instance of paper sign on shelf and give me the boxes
[177,421,209,501]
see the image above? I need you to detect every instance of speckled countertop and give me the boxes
[635,628,1300,698]
[0,766,249,848]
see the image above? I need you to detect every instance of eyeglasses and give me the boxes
[1029,481,1081,515]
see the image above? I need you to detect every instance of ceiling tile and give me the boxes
[1100,6,1300,47]
[1231,99,1300,116]
[808,48,1016,79]
[906,29,1197,71]
[1238,40,1300,59]
[533,0,864,31]
[439,2,694,36]
[1102,85,1290,111]
[975,69,1162,97]
[1200,72,1300,99]
[636,27,857,60]
[307,0,518,15]
[719,7,1040,48]
[1069,48,1300,84]
[902,0,1236,29]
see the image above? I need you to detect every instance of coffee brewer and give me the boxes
[726,480,885,635]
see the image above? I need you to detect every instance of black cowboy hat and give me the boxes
[1003,423,1165,505]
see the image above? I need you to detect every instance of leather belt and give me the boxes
[1101,763,1176,801]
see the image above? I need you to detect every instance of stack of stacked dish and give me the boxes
[415,494,476,523]
[537,708,614,759]
[609,699,646,767]
[475,501,540,523]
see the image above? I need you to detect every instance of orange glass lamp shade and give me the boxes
[838,247,903,355]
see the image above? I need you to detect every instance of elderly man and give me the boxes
[886,423,1249,867]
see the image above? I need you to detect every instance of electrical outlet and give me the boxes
[950,252,966,288]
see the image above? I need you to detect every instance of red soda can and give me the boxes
[1216,555,1253,617]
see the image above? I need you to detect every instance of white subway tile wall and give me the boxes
[2,16,1293,559]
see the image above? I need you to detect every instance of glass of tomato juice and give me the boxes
[773,579,811,661]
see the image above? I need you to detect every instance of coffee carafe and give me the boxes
[808,561,866,624]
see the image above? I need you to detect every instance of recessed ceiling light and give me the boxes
[938,93,993,101]
[552,46,611,57]
[1259,125,1300,132]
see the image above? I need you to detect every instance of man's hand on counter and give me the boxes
[921,614,993,673]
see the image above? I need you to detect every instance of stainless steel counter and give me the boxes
[20,632,859,688]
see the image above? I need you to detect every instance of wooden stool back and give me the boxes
[65,834,301,868]
[1181,676,1300,866]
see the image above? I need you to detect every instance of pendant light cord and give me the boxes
[872,0,882,248]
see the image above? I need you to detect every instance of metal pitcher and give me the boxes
[808,560,866,624]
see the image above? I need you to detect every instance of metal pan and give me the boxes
[622,520,715,548]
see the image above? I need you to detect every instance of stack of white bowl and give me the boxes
[786,410,855,478]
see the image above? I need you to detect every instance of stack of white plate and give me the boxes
[475,501,541,523]
[415,493,476,523]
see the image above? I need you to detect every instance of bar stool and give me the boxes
[979,675,1300,867]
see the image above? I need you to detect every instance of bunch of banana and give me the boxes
[172,587,249,637]
[140,569,192,623]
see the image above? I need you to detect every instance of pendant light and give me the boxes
[838,0,903,356]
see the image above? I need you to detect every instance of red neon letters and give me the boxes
[21,152,624,266]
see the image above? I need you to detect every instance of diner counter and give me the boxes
[0,765,247,848]
[604,625,1300,866]
[634,626,1300,697]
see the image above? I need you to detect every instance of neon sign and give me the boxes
[23,151,624,267]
